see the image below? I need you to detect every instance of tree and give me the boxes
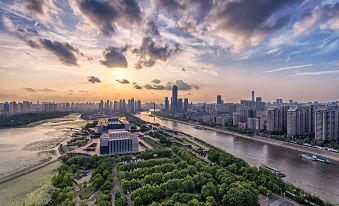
[92,173,105,190]
[95,193,111,206]
[201,182,217,199]
[101,179,113,192]
[222,182,259,206]
[115,193,128,206]
[187,199,201,206]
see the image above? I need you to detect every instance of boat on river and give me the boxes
[193,126,206,130]
[300,153,331,164]
[260,164,286,178]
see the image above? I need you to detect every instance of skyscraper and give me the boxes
[217,95,222,105]
[252,91,255,101]
[164,97,169,111]
[178,98,183,113]
[315,107,339,142]
[99,100,104,111]
[266,105,288,133]
[287,106,306,137]
[171,85,178,112]
[184,98,189,113]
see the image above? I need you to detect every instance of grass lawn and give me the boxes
[0,161,62,206]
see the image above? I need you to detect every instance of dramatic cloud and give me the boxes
[25,0,47,14]
[39,39,81,66]
[134,84,142,89]
[151,79,161,84]
[294,3,339,35]
[87,76,101,83]
[143,84,166,90]
[146,21,160,36]
[152,0,213,22]
[208,0,297,51]
[116,79,130,84]
[2,18,41,49]
[166,80,199,91]
[133,37,180,69]
[76,0,142,35]
[100,47,128,68]
[143,80,199,91]
[24,0,53,20]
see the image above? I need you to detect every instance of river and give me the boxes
[0,114,87,180]
[137,112,339,204]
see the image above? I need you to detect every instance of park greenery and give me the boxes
[0,111,71,128]
[117,147,261,206]
[118,114,335,206]
[50,155,113,206]
[117,144,334,206]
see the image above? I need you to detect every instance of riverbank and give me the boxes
[158,116,339,163]
[0,157,60,184]
[0,161,62,206]
[0,111,72,128]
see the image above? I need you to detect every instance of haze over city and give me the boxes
[0,0,339,103]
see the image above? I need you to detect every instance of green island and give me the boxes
[0,112,72,128]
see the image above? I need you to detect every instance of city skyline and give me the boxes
[0,0,339,102]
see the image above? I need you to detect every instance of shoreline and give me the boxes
[0,158,61,185]
[157,115,339,163]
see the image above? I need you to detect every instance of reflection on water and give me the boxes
[0,114,87,179]
[137,112,339,204]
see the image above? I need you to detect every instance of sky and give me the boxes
[0,0,338,103]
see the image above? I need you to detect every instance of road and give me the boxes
[111,157,133,206]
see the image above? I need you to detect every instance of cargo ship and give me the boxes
[260,164,286,178]
[300,153,331,164]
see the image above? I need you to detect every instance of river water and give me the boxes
[137,112,339,204]
[0,114,87,179]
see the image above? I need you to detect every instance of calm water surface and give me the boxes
[0,114,86,179]
[137,112,339,204]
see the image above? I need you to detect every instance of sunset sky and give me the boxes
[0,0,338,103]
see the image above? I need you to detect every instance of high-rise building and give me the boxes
[252,91,255,101]
[136,100,142,112]
[178,98,183,113]
[315,107,339,142]
[3,102,9,113]
[120,99,126,113]
[255,97,265,111]
[104,100,111,112]
[171,85,178,112]
[184,98,189,113]
[164,97,169,111]
[99,100,104,111]
[287,106,306,137]
[113,101,119,112]
[232,112,240,126]
[304,105,315,135]
[127,98,135,113]
[217,95,222,105]
[266,106,288,132]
